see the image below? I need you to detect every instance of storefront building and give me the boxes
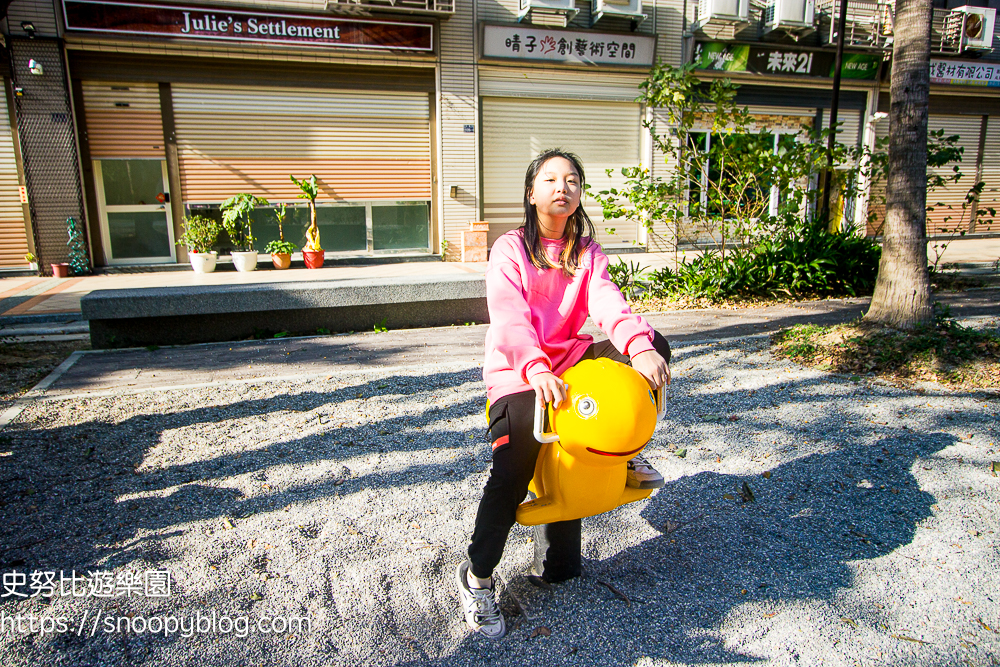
[476,15,663,250]
[0,0,686,272]
[876,57,1000,238]
[4,0,445,272]
[1,0,997,273]
[689,0,1000,242]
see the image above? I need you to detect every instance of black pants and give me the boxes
[467,332,671,581]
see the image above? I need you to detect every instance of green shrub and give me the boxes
[221,193,269,251]
[607,258,648,298]
[642,224,881,302]
[176,215,222,254]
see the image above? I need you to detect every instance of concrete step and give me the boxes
[81,274,487,349]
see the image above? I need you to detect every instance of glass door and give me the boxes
[94,159,175,264]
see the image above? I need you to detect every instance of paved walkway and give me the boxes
[9,290,996,404]
[1,237,996,322]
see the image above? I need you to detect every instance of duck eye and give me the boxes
[577,397,597,417]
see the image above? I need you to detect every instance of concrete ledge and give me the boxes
[82,275,487,348]
[92,253,441,275]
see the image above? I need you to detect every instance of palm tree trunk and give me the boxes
[865,0,933,328]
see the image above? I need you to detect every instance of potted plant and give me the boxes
[265,203,296,269]
[291,174,323,269]
[176,214,222,273]
[265,240,297,269]
[24,252,38,272]
[221,193,269,272]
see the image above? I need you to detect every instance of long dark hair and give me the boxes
[521,149,596,276]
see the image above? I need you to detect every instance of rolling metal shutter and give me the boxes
[821,109,862,149]
[81,82,165,158]
[0,82,29,268]
[978,116,1000,232]
[481,97,642,248]
[478,66,647,102]
[925,114,983,235]
[171,84,431,203]
[647,107,678,251]
[869,118,889,235]
[869,114,983,235]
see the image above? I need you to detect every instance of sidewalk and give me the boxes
[1,237,997,323]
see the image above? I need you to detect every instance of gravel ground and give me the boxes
[0,340,89,415]
[1,330,999,666]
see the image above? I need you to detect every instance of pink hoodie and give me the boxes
[484,230,656,403]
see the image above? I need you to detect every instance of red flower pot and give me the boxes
[303,249,325,269]
[52,263,70,278]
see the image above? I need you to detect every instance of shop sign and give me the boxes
[930,58,1000,87]
[482,24,655,67]
[693,42,880,80]
[61,0,434,52]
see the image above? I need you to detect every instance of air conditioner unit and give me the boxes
[764,0,815,31]
[952,5,996,50]
[592,0,646,26]
[697,0,750,25]
[519,0,579,22]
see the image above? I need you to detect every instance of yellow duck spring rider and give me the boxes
[516,357,665,527]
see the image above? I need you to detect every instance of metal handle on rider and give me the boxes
[533,399,560,444]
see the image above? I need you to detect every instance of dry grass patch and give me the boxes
[772,318,1000,391]
[629,294,814,313]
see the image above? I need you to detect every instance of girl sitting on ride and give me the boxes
[456,148,672,639]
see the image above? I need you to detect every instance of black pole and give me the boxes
[821,0,850,227]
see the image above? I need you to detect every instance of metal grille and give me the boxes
[9,37,89,274]
[816,0,894,49]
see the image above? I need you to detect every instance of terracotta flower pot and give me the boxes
[52,263,70,278]
[303,249,325,269]
[271,252,291,270]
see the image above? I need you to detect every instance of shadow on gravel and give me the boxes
[407,431,957,665]
[0,345,980,665]
[0,368,484,572]
[593,432,952,665]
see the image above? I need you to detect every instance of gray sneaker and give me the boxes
[626,453,665,489]
[455,560,506,639]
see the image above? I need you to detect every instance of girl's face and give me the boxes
[529,157,582,225]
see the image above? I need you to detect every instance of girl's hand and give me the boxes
[528,371,568,409]
[631,350,671,389]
